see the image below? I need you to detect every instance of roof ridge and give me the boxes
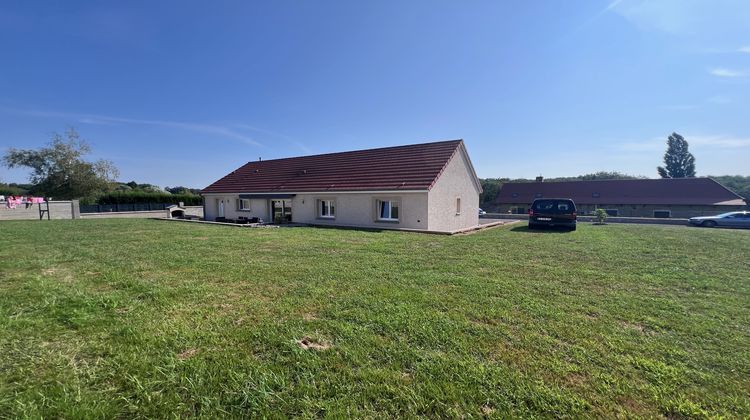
[243,139,463,165]
[706,177,747,200]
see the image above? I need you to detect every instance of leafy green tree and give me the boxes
[165,186,200,195]
[657,132,696,178]
[2,128,119,199]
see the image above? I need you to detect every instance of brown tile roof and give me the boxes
[202,139,471,194]
[494,178,747,206]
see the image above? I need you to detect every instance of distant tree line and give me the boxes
[0,182,34,196]
[97,191,203,206]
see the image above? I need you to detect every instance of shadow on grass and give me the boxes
[510,225,576,234]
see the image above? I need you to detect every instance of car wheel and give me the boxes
[702,220,717,228]
[570,225,577,231]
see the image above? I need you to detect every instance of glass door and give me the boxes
[271,200,292,223]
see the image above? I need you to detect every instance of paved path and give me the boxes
[479,217,520,225]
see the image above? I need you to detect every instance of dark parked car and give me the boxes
[528,198,577,231]
[689,211,750,228]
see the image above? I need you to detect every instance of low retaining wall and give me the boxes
[484,213,690,226]
[80,210,166,219]
[83,205,204,220]
[0,200,79,221]
[2,201,204,221]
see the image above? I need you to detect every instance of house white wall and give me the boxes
[292,192,429,230]
[427,148,480,232]
[203,195,269,221]
[202,193,430,230]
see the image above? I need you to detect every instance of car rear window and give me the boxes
[532,199,576,213]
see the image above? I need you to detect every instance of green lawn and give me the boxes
[0,219,748,418]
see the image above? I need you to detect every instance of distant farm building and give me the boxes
[493,177,747,218]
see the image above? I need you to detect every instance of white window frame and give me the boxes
[456,197,461,215]
[237,198,251,211]
[376,199,400,222]
[318,199,335,219]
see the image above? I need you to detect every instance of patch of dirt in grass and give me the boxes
[621,321,656,336]
[481,404,495,416]
[470,316,499,327]
[177,348,199,360]
[233,317,244,326]
[585,311,600,320]
[564,372,589,387]
[193,237,209,241]
[302,313,318,321]
[617,395,654,417]
[115,307,130,314]
[296,337,331,351]
[41,267,74,283]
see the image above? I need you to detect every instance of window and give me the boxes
[532,199,577,214]
[592,192,601,198]
[237,198,251,211]
[377,200,399,221]
[605,209,619,216]
[653,210,671,218]
[456,197,461,215]
[318,199,335,218]
[512,192,519,198]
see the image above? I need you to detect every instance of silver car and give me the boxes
[689,211,750,228]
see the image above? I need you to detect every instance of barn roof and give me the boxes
[494,178,747,206]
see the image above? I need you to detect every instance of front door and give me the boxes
[271,200,292,223]
[217,199,225,218]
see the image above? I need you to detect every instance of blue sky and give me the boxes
[1,0,749,188]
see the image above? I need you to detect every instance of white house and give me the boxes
[201,139,482,233]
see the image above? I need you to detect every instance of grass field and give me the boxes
[0,219,748,418]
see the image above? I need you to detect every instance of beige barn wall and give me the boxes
[0,201,77,221]
[292,192,429,230]
[427,150,480,232]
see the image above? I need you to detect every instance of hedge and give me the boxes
[97,191,203,205]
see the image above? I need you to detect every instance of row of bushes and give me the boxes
[95,191,203,205]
